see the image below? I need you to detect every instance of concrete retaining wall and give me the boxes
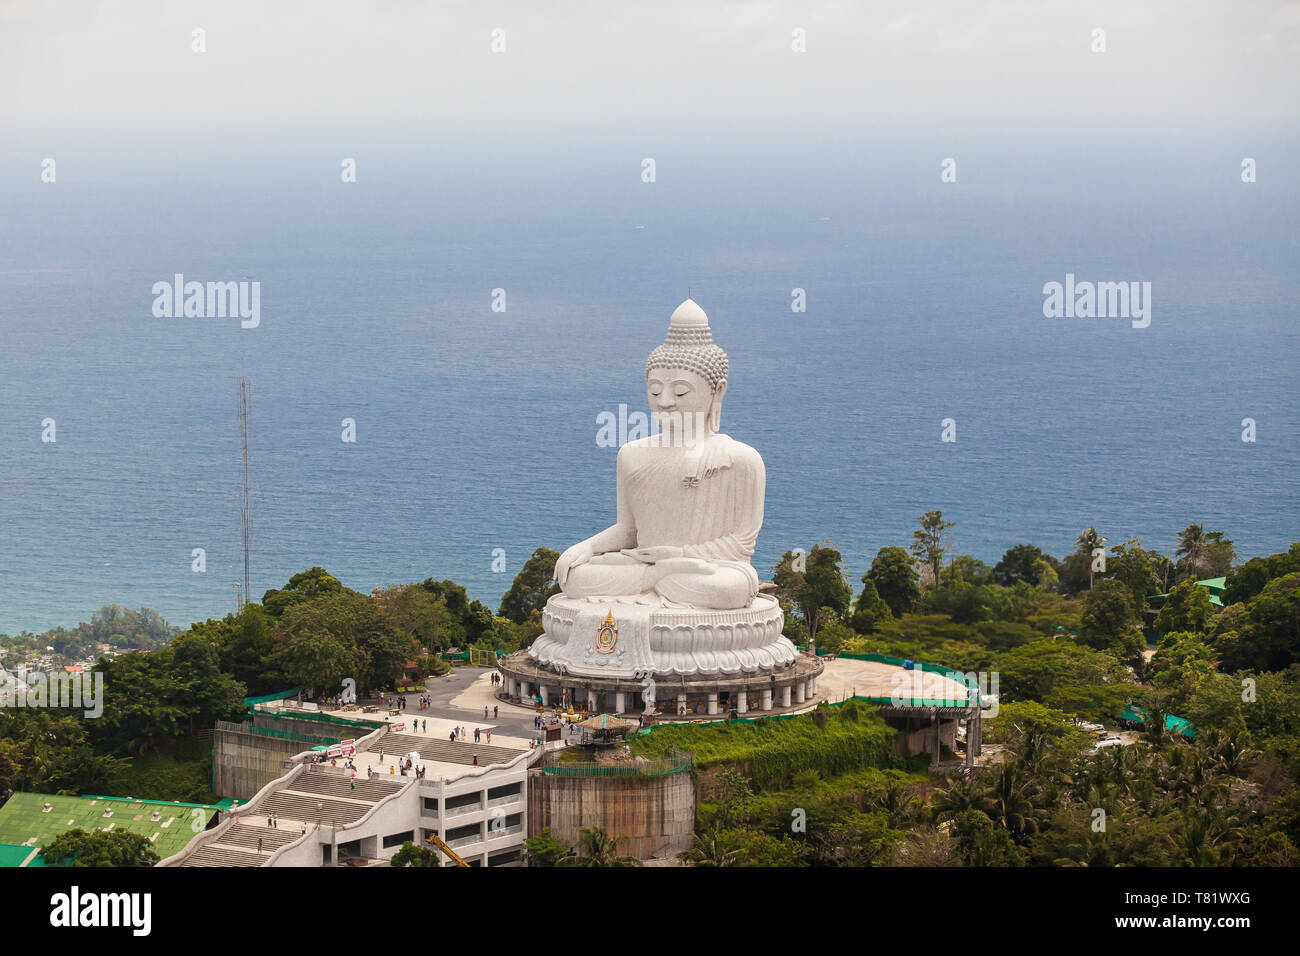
[213,722,310,799]
[527,769,694,861]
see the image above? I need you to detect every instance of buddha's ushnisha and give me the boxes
[554,299,764,610]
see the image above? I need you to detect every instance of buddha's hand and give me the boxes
[554,541,594,587]
[650,557,716,577]
[620,546,684,563]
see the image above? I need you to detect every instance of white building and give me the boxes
[160,713,540,867]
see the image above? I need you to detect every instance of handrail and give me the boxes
[156,763,308,866]
[266,776,419,866]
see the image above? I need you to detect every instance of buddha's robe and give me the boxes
[562,433,764,609]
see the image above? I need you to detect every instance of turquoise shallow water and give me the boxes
[0,141,1296,634]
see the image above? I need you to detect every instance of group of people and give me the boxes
[483,704,499,719]
[398,756,425,778]
[255,820,309,853]
[364,758,427,778]
[446,725,490,744]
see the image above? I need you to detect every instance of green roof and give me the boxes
[1147,577,1228,607]
[1120,705,1197,738]
[0,843,45,867]
[0,793,219,860]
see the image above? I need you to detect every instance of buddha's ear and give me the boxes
[710,380,727,431]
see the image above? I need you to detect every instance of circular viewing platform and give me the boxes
[495,648,825,721]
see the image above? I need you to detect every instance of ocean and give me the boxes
[1,124,1297,634]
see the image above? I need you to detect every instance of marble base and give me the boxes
[527,592,794,680]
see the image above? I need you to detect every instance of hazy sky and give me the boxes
[3,0,1297,134]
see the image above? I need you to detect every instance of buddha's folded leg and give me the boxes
[562,556,655,598]
[655,567,754,610]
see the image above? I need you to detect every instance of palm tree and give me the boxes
[1200,729,1258,780]
[1175,803,1244,866]
[870,782,915,828]
[1076,527,1108,588]
[1076,527,1105,554]
[987,763,1046,841]
[569,827,643,867]
[1176,524,1207,580]
[681,827,744,867]
[931,771,994,823]
[1054,821,1118,868]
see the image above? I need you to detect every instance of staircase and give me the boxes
[175,765,408,867]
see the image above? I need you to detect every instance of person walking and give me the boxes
[484,705,489,719]
[258,838,263,853]
[493,705,498,719]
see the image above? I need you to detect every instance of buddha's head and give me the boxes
[645,299,728,442]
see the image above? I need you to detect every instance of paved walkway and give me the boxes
[421,665,540,739]
[816,658,971,705]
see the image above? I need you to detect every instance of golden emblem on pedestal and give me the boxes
[595,608,618,654]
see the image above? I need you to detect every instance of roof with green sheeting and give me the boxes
[0,793,219,859]
[0,843,45,867]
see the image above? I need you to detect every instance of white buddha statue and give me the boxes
[554,298,763,610]
[529,299,793,681]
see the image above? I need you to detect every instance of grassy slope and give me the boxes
[628,702,900,790]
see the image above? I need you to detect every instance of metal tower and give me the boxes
[238,376,253,611]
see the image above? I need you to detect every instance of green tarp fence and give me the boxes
[242,688,303,707]
[795,649,978,706]
[247,725,340,745]
[265,710,387,730]
[539,760,691,778]
[804,649,970,684]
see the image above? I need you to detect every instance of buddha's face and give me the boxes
[646,367,726,443]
